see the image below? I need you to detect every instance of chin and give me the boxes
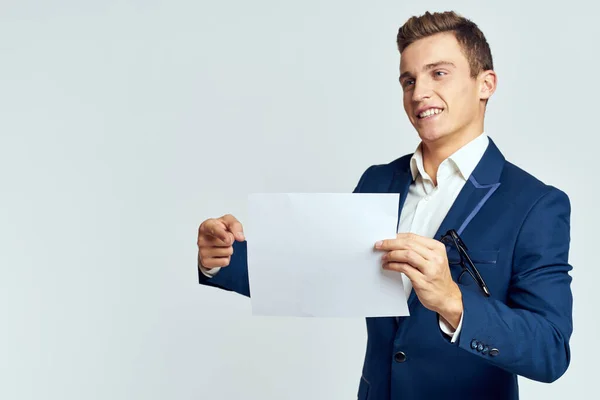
[415,128,448,143]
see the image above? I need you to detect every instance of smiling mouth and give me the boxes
[417,108,444,120]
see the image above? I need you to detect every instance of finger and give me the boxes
[201,256,232,269]
[220,214,245,241]
[395,232,439,251]
[375,233,416,251]
[383,249,427,272]
[199,246,234,259]
[389,237,434,262]
[375,237,431,257]
[374,238,400,251]
[383,262,424,283]
[198,231,235,247]
[201,219,231,243]
[397,234,451,274]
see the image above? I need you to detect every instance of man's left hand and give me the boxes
[375,233,463,329]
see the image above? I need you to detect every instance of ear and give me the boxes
[479,70,497,101]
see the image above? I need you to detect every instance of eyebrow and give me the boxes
[399,61,457,82]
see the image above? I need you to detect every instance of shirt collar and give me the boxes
[409,133,489,182]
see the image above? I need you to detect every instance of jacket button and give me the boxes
[470,339,478,349]
[477,343,484,352]
[489,348,500,356]
[394,351,407,363]
[482,346,489,355]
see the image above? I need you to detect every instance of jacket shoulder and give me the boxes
[502,161,565,192]
[354,154,412,192]
[500,161,570,209]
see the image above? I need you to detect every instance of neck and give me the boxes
[421,127,483,186]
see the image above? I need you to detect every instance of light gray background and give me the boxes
[1,0,597,399]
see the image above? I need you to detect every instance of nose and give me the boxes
[411,80,432,103]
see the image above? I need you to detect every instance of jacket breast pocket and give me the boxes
[357,376,370,399]
[447,248,499,286]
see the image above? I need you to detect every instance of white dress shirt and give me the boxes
[200,133,490,342]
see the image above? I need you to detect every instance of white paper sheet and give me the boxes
[245,193,409,318]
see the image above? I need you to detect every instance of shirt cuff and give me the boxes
[199,263,221,278]
[438,312,463,343]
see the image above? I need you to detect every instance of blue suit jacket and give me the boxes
[198,138,573,400]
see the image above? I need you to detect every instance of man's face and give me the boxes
[399,32,486,145]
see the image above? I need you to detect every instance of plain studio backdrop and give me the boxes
[0,0,598,399]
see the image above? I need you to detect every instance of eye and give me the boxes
[434,71,447,77]
[401,78,415,88]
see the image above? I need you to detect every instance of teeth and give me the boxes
[418,108,443,118]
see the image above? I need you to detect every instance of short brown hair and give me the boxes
[397,11,493,78]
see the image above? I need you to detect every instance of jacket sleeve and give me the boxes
[198,240,251,297]
[456,187,573,383]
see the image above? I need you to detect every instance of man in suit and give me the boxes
[196,10,573,399]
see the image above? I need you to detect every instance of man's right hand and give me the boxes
[197,214,245,270]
